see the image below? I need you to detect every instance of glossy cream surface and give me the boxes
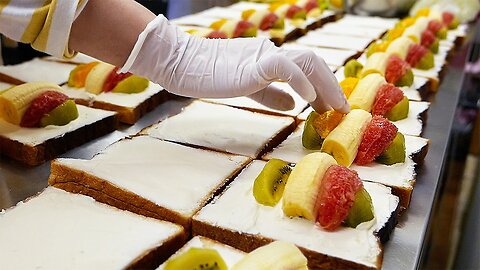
[0,187,183,270]
[157,236,245,269]
[0,105,115,146]
[195,160,399,269]
[55,136,250,216]
[0,58,75,84]
[142,101,294,158]
[297,32,374,51]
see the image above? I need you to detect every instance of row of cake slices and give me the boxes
[40,94,427,267]
[0,58,173,165]
[170,0,339,45]
[1,135,397,269]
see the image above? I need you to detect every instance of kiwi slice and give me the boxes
[241,26,258,37]
[449,18,459,30]
[385,96,409,121]
[366,43,378,57]
[430,39,439,54]
[292,10,307,20]
[272,18,285,29]
[344,60,363,78]
[39,100,79,127]
[376,132,406,165]
[437,27,448,39]
[164,247,227,270]
[416,51,434,70]
[111,75,149,94]
[253,159,292,206]
[395,69,414,87]
[344,187,374,228]
[302,111,324,150]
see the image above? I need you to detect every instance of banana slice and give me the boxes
[231,241,308,270]
[248,9,269,26]
[84,62,115,95]
[282,152,337,221]
[219,20,238,38]
[0,82,63,125]
[321,109,372,166]
[386,37,415,60]
[348,73,386,112]
[402,17,429,42]
[361,52,392,77]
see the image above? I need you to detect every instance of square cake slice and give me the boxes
[0,105,117,166]
[49,136,251,230]
[202,82,308,117]
[0,187,186,270]
[193,160,399,270]
[263,122,429,208]
[141,101,295,158]
[157,236,246,269]
[0,58,76,85]
[62,81,169,124]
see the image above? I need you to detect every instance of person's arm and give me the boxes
[69,0,155,68]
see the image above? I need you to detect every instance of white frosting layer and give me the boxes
[335,15,399,31]
[263,122,429,189]
[0,105,115,146]
[282,43,358,66]
[0,82,13,91]
[203,82,308,117]
[313,23,387,39]
[194,160,399,269]
[296,101,429,136]
[0,58,76,85]
[171,15,219,27]
[228,2,269,11]
[0,187,183,270]
[62,81,163,109]
[56,136,250,216]
[142,101,294,158]
[297,32,374,51]
[157,236,245,269]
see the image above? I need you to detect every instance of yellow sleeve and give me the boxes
[0,0,88,58]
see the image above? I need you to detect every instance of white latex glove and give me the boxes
[120,15,349,113]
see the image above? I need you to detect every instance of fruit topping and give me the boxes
[20,90,69,128]
[111,74,149,94]
[385,96,409,121]
[406,44,433,69]
[315,165,363,230]
[0,83,63,125]
[313,110,344,138]
[206,30,228,39]
[442,12,459,29]
[103,67,132,92]
[39,99,79,127]
[286,5,307,20]
[344,59,363,78]
[339,77,359,98]
[344,187,374,228]
[302,111,323,150]
[231,241,307,270]
[372,83,404,117]
[355,116,398,165]
[260,13,281,30]
[377,132,406,165]
[85,62,116,94]
[253,159,292,206]
[234,20,257,37]
[385,55,412,87]
[305,0,319,12]
[164,247,227,270]
[348,73,386,112]
[68,62,99,88]
[321,109,372,167]
[427,20,443,34]
[283,152,337,221]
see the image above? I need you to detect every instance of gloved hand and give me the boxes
[120,15,349,113]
